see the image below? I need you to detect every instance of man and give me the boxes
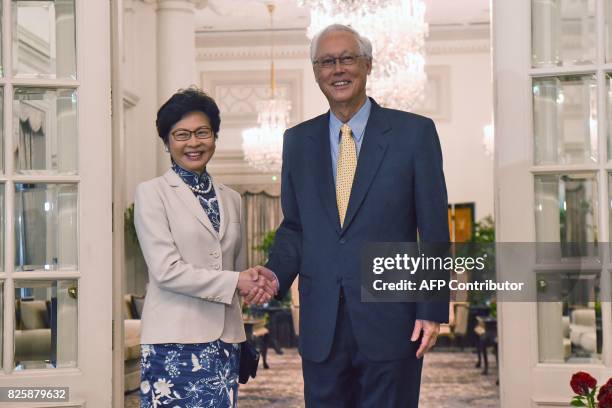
[259,24,449,407]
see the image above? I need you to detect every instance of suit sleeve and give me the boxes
[134,183,239,305]
[265,130,302,298]
[414,118,451,323]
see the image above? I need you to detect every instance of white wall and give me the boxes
[122,0,159,294]
[427,51,494,220]
[123,0,159,207]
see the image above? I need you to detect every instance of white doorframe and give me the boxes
[111,0,127,405]
[494,0,612,406]
[0,0,113,405]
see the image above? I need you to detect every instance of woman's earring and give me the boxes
[164,145,169,153]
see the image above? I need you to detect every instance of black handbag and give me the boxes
[238,340,260,384]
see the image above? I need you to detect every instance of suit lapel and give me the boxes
[341,100,390,233]
[308,113,342,235]
[163,170,218,237]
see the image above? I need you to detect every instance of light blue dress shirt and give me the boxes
[329,97,372,184]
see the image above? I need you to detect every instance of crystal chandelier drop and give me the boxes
[241,3,291,173]
[300,0,428,111]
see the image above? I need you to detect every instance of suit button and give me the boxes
[339,239,346,244]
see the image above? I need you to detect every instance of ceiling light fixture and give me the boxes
[241,3,291,173]
[300,0,429,111]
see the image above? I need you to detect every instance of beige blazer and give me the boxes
[134,169,246,344]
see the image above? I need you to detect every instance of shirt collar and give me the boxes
[171,161,210,187]
[329,97,372,142]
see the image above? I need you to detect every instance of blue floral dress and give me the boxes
[140,164,240,408]
[140,342,240,408]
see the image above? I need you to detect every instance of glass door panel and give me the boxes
[14,183,77,272]
[14,279,77,370]
[13,88,77,174]
[533,75,598,164]
[532,0,596,67]
[11,0,76,79]
[537,272,602,363]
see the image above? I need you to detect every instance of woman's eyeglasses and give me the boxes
[171,127,213,141]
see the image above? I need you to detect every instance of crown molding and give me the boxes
[426,39,490,54]
[197,46,309,61]
[140,0,207,7]
[192,0,208,9]
[196,29,309,50]
[123,90,141,108]
[197,39,490,61]
[196,25,491,61]
[195,24,490,45]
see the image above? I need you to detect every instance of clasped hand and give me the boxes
[237,266,278,305]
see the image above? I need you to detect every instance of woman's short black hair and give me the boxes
[156,87,220,144]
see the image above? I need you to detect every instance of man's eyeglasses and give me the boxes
[313,54,365,69]
[171,126,214,141]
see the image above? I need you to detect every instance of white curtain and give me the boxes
[242,191,282,268]
[16,104,45,170]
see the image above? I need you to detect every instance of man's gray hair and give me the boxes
[310,24,373,63]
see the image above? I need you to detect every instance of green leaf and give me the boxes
[570,400,586,407]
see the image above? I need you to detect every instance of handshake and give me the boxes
[237,265,279,305]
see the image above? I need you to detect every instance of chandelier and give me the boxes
[241,3,291,173]
[300,0,428,111]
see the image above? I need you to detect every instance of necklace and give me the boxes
[188,180,212,195]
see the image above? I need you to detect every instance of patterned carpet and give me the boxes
[125,348,499,407]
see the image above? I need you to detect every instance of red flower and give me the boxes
[598,378,612,408]
[570,371,597,396]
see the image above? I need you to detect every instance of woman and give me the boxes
[134,87,274,407]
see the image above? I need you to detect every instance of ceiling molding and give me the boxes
[123,90,141,108]
[16,25,50,72]
[196,29,309,48]
[428,24,490,41]
[197,47,309,61]
[196,24,491,60]
[427,39,490,54]
[195,24,490,46]
[197,38,490,61]
[151,0,208,6]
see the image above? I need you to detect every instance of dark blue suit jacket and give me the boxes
[266,98,450,363]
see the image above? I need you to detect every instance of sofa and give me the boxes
[14,299,52,367]
[124,294,143,392]
[569,308,597,354]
